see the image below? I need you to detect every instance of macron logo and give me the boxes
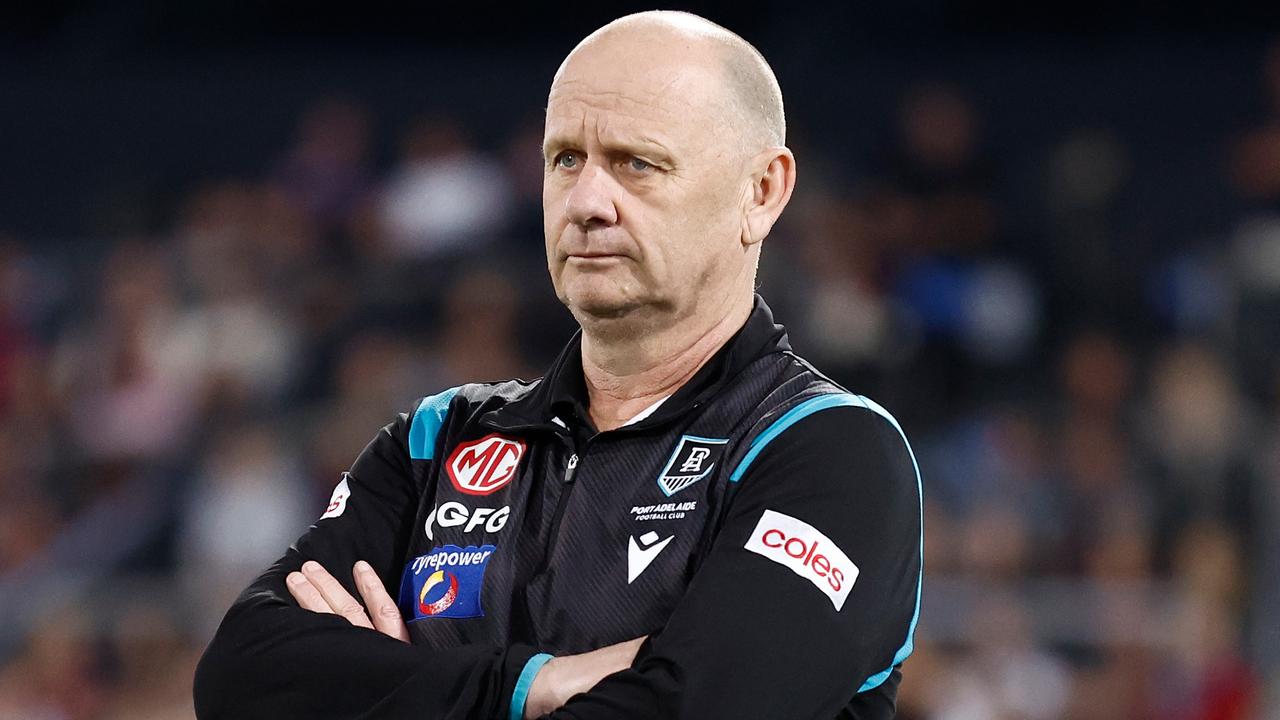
[744,510,858,611]
[627,531,674,584]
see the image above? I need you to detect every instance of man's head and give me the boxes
[543,11,795,337]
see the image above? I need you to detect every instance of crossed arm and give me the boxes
[194,400,920,719]
[285,559,644,718]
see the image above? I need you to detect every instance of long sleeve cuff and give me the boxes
[509,652,555,720]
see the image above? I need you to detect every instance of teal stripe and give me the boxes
[728,393,862,483]
[852,395,923,694]
[726,392,924,695]
[408,387,461,460]
[509,653,554,720]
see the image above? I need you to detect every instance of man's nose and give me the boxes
[563,163,619,228]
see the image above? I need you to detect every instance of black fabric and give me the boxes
[194,295,921,719]
[544,406,920,720]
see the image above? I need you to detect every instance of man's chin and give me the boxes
[566,293,641,321]
[557,282,648,324]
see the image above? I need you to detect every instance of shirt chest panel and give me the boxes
[523,431,734,653]
[401,435,556,648]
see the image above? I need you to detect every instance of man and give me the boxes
[194,11,921,720]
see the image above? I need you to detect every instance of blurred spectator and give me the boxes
[377,116,513,258]
[882,82,998,257]
[178,426,312,636]
[0,610,109,720]
[1141,344,1260,574]
[271,97,375,231]
[49,242,203,467]
[429,267,536,386]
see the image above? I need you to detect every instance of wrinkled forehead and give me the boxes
[544,47,730,149]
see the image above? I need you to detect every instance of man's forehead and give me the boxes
[544,62,726,146]
[548,79,684,124]
[550,52,715,106]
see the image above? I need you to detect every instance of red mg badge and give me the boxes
[445,434,526,495]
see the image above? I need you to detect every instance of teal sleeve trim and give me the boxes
[852,394,923,694]
[408,387,461,460]
[726,392,923,695]
[509,652,554,720]
[728,393,862,483]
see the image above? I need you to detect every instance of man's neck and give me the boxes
[579,294,752,432]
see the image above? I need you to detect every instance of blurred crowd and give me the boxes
[1,38,1279,720]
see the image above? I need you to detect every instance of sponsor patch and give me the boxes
[446,434,526,495]
[629,500,697,522]
[425,502,511,540]
[627,531,674,584]
[319,474,351,519]
[744,510,858,611]
[656,435,727,496]
[398,544,495,620]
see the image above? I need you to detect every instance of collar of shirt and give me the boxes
[482,294,791,435]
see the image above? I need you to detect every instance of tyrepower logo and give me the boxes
[744,509,859,611]
[397,544,495,620]
[445,435,526,495]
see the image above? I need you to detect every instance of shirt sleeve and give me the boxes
[542,398,923,720]
[193,399,541,720]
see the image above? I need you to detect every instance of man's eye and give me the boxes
[554,152,579,169]
[628,157,652,173]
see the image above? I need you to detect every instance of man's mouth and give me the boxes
[568,252,626,261]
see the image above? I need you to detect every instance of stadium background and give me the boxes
[1,1,1278,717]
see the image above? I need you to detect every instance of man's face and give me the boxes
[543,38,748,326]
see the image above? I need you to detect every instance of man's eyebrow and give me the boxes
[631,136,675,159]
[608,139,675,165]
[542,134,676,165]
[542,135,573,157]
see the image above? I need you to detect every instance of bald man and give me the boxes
[195,11,921,720]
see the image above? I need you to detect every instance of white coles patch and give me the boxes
[744,509,858,611]
[320,474,351,519]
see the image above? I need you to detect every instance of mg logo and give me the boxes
[446,434,526,495]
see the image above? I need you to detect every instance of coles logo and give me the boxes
[744,509,859,611]
[446,434,526,495]
[398,544,495,620]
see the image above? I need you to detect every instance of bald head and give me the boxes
[542,11,797,336]
[553,11,786,153]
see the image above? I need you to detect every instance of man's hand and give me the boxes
[524,636,647,719]
[286,560,410,643]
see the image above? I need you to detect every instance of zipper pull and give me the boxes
[565,453,579,483]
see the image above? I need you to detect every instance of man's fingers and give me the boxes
[300,560,374,629]
[354,560,410,642]
[286,571,329,613]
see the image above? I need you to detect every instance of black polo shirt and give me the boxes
[195,295,922,720]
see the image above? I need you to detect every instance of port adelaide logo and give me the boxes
[656,435,728,496]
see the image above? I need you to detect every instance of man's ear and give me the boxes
[741,147,796,247]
